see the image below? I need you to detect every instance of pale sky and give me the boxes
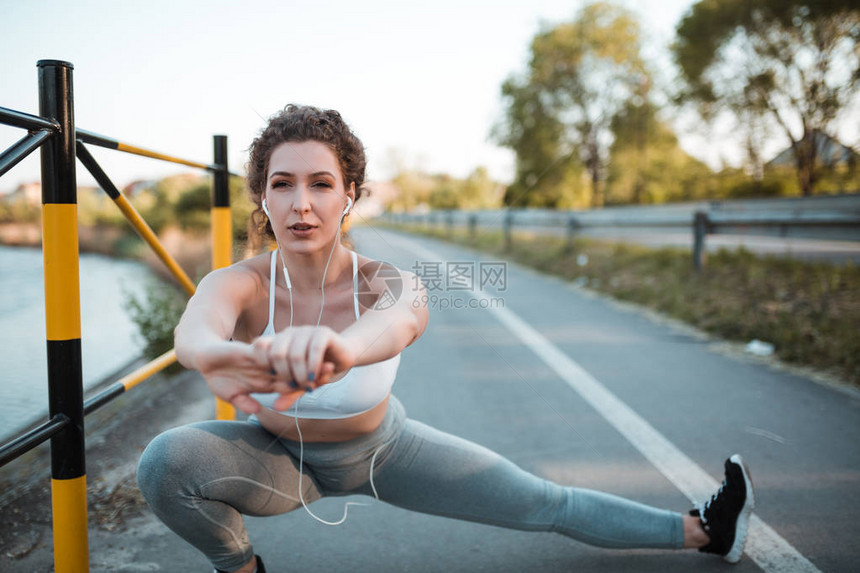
[0,0,786,194]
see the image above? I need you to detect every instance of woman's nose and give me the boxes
[291,185,312,213]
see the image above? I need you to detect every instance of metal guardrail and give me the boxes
[0,59,237,572]
[382,198,860,270]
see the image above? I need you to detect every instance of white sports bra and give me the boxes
[250,250,401,419]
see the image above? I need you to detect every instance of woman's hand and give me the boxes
[253,325,358,410]
[186,327,359,415]
[192,341,294,415]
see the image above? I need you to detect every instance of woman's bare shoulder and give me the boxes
[196,252,270,298]
[231,251,272,277]
[353,251,422,294]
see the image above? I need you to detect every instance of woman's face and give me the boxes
[263,140,354,254]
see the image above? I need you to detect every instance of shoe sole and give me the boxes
[724,454,755,564]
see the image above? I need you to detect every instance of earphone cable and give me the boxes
[273,202,382,526]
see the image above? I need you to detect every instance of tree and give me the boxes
[389,168,435,212]
[427,174,459,210]
[459,166,505,209]
[606,99,713,204]
[673,0,860,196]
[493,77,585,208]
[425,167,504,210]
[494,2,648,207]
[388,166,503,211]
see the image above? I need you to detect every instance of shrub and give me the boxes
[123,279,188,360]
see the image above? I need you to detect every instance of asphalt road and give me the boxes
[94,226,860,572]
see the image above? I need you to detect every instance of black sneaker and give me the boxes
[690,454,755,563]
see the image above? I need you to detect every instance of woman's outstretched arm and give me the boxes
[340,267,429,366]
[174,265,292,413]
[173,266,254,369]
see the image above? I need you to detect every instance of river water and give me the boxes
[0,245,158,439]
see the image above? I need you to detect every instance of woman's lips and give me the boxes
[289,224,316,237]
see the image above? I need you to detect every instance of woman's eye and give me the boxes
[313,181,332,188]
[272,180,289,188]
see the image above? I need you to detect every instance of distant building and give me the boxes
[767,130,859,169]
[122,179,158,198]
[1,182,42,205]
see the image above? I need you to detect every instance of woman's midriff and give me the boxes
[255,394,391,442]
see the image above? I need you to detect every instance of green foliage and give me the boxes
[432,167,503,209]
[230,175,256,245]
[134,173,257,246]
[605,100,713,204]
[490,0,859,206]
[0,195,40,223]
[389,169,435,212]
[132,184,172,235]
[77,187,126,227]
[493,77,587,208]
[459,167,504,209]
[133,174,207,234]
[174,182,211,231]
[123,278,188,360]
[389,166,504,211]
[727,177,789,199]
[673,0,860,195]
[427,174,460,210]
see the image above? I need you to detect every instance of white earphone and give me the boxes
[261,196,351,217]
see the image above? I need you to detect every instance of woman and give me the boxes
[137,105,754,573]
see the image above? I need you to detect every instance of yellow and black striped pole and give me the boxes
[38,59,89,573]
[212,135,235,420]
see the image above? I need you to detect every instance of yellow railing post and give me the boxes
[212,134,235,420]
[38,59,89,573]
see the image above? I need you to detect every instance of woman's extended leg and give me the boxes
[136,420,319,572]
[367,419,686,550]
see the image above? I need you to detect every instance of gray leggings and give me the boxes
[137,396,684,571]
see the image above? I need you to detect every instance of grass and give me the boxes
[380,222,860,387]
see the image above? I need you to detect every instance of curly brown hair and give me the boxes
[246,104,367,240]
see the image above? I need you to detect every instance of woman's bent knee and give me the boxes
[136,421,272,505]
[136,424,209,505]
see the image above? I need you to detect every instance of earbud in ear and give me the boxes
[262,198,270,217]
[342,197,353,216]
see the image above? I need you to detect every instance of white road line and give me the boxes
[395,233,822,573]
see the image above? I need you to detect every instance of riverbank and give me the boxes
[380,222,860,388]
[0,222,136,256]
